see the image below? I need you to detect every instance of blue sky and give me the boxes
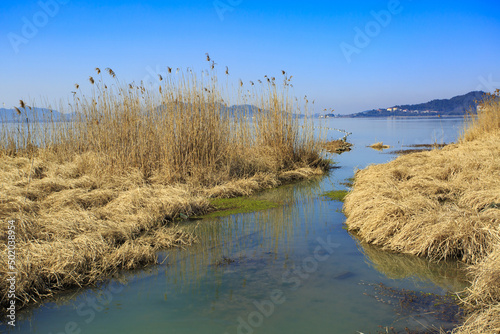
[1,0,499,114]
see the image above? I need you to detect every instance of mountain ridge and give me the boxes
[335,91,490,118]
[0,107,71,123]
[2,91,493,121]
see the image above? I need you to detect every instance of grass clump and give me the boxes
[322,190,349,202]
[322,139,353,154]
[461,89,500,142]
[340,177,355,188]
[0,58,329,314]
[343,91,500,333]
[200,197,281,218]
[368,142,391,150]
[389,143,447,156]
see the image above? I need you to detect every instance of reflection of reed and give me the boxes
[165,177,325,294]
[353,235,469,292]
[12,274,133,325]
[11,177,326,323]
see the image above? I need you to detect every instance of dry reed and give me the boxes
[368,142,391,150]
[0,61,328,314]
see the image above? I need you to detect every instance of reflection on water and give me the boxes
[162,177,326,294]
[2,118,469,334]
[355,237,468,292]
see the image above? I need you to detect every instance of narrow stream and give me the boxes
[3,118,469,334]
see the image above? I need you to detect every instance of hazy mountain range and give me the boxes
[0,107,71,123]
[341,91,489,118]
[0,104,260,123]
[1,91,492,122]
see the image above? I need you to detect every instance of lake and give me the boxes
[2,117,468,334]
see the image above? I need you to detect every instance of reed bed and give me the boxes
[0,60,328,314]
[344,91,500,333]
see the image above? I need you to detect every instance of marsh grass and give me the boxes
[0,60,328,314]
[322,190,349,202]
[199,197,281,219]
[343,91,500,333]
[321,139,353,154]
[368,142,391,150]
[461,89,500,142]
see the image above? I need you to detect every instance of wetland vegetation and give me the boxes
[0,109,473,334]
[1,58,495,332]
[345,91,500,333]
[0,59,329,315]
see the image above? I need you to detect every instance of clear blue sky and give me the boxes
[1,0,499,114]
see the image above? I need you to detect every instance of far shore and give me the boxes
[329,114,467,119]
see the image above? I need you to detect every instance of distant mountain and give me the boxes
[1,103,302,123]
[0,107,71,123]
[1,104,262,123]
[227,104,261,116]
[395,91,487,114]
[155,102,262,117]
[345,91,489,118]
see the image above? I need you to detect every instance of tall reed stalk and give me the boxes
[0,59,327,314]
[1,61,323,186]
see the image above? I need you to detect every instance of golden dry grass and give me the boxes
[454,242,500,333]
[321,139,353,154]
[345,134,500,263]
[0,61,329,314]
[453,304,500,333]
[368,142,391,150]
[461,89,500,142]
[344,92,500,333]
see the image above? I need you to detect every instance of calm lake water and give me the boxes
[3,118,469,334]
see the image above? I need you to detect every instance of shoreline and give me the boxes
[343,97,500,333]
[0,65,332,318]
[331,115,467,119]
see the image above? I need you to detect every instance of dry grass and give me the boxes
[0,60,328,314]
[345,134,500,263]
[453,304,500,334]
[368,142,391,150]
[453,243,500,333]
[344,91,500,333]
[322,139,353,154]
[461,89,500,142]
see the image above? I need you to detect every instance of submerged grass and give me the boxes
[340,177,355,188]
[0,59,329,314]
[365,282,465,332]
[200,197,281,218]
[344,91,500,333]
[322,190,349,202]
